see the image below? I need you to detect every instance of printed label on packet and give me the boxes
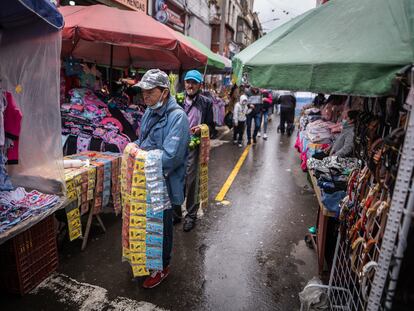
[70,217,81,229]
[146,258,163,271]
[146,222,163,235]
[131,187,146,199]
[130,253,146,265]
[132,265,149,277]
[130,228,146,241]
[146,246,162,258]
[146,208,163,220]
[130,215,146,228]
[131,201,146,215]
[146,234,163,247]
[122,247,131,260]
[129,241,146,253]
[69,227,82,241]
[67,208,80,219]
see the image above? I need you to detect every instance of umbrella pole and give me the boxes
[109,45,114,93]
[203,64,208,91]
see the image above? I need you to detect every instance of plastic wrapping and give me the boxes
[0,21,64,194]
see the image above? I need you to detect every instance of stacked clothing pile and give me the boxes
[0,188,59,233]
[308,156,360,217]
[61,88,144,155]
[296,108,343,171]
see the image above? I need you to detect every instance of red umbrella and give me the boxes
[59,5,207,70]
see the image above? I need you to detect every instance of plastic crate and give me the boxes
[0,215,59,295]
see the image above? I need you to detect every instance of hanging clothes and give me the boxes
[4,92,23,164]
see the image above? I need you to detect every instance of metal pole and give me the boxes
[109,44,114,93]
[219,0,227,55]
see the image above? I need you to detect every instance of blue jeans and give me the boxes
[262,110,269,134]
[246,113,261,140]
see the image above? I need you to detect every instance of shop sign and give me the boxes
[154,0,185,32]
[113,0,147,13]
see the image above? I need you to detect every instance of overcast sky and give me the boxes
[254,0,316,33]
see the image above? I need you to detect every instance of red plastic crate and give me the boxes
[0,215,59,295]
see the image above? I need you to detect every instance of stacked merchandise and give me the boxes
[61,87,145,155]
[198,125,210,209]
[121,144,170,276]
[65,152,122,215]
[295,105,349,171]
[0,188,59,233]
[307,156,360,216]
[64,164,97,241]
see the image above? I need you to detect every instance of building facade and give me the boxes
[210,0,262,58]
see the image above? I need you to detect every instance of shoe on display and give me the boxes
[183,218,195,232]
[143,267,170,288]
[263,133,268,140]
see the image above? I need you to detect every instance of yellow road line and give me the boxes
[215,144,251,202]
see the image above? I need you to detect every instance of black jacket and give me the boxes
[278,95,296,111]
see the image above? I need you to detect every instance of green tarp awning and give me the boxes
[233,0,414,96]
[178,34,226,70]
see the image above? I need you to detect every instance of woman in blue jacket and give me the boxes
[134,69,189,288]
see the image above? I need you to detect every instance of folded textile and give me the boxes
[307,156,359,173]
[0,187,59,233]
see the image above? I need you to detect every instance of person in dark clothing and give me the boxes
[246,87,262,144]
[313,93,326,107]
[278,93,296,135]
[174,70,214,232]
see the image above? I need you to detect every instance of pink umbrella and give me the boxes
[59,5,207,70]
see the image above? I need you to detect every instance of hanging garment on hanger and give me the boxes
[0,90,7,146]
[4,92,22,164]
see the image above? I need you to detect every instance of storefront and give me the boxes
[153,0,185,33]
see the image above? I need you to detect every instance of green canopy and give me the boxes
[183,35,226,70]
[233,0,414,96]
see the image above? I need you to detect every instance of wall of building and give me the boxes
[186,0,212,47]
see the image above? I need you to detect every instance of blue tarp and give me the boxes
[0,0,63,29]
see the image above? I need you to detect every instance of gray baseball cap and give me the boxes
[135,69,170,90]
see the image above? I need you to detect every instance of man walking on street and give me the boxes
[278,92,296,135]
[174,70,214,232]
[134,69,189,288]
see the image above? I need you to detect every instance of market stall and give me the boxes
[233,0,414,309]
[58,5,210,156]
[0,0,65,295]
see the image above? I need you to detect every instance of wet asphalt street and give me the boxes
[1,119,318,311]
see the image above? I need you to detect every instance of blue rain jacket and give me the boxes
[136,96,189,205]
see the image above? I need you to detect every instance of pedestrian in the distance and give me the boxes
[278,92,296,135]
[173,70,214,232]
[258,90,273,140]
[134,69,189,288]
[246,87,262,145]
[233,94,248,147]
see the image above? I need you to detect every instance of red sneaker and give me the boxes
[142,267,170,289]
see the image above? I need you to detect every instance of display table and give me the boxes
[308,170,336,275]
[0,199,65,246]
[64,151,122,250]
